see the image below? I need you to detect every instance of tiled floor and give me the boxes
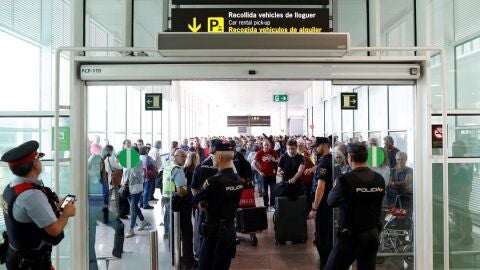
[92,189,480,270]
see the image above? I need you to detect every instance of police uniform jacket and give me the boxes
[327,167,385,233]
[2,177,63,250]
[193,168,243,226]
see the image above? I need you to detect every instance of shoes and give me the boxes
[119,215,129,220]
[125,229,134,238]
[138,220,150,231]
[143,205,154,210]
[268,206,275,212]
[112,250,122,259]
[102,208,109,224]
[150,197,159,201]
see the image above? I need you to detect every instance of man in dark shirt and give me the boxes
[277,139,305,196]
[325,143,385,270]
[383,135,400,168]
[308,137,334,270]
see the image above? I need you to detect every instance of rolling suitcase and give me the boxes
[273,195,308,244]
[236,206,268,233]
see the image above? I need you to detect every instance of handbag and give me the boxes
[111,169,123,187]
[118,184,130,199]
[239,188,256,208]
[108,158,123,187]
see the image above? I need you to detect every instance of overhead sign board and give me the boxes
[171,8,329,33]
[145,93,162,111]
[173,0,329,5]
[227,116,271,127]
[340,92,358,110]
[273,94,288,102]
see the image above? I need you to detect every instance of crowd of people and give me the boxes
[85,133,413,270]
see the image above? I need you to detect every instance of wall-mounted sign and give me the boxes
[51,127,70,151]
[227,116,271,126]
[172,8,329,33]
[145,93,162,111]
[273,94,288,102]
[173,0,329,5]
[340,92,358,110]
[432,124,443,149]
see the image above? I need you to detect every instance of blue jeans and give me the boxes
[102,179,109,205]
[252,170,264,195]
[128,193,145,229]
[141,179,153,207]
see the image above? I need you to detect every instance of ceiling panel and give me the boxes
[178,80,311,116]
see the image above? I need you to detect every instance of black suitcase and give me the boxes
[236,206,268,233]
[274,195,308,244]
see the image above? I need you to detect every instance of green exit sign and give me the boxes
[273,94,288,102]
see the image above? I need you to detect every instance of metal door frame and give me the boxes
[55,46,446,270]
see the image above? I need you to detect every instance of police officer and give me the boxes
[308,137,334,270]
[0,141,76,270]
[325,143,385,270]
[194,140,243,270]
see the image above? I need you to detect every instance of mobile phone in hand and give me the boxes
[61,195,76,209]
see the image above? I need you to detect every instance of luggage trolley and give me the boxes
[235,184,268,246]
[377,195,414,266]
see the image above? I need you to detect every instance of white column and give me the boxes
[71,0,87,269]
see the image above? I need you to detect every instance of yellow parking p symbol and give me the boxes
[208,17,224,32]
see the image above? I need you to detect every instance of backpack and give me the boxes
[144,156,158,180]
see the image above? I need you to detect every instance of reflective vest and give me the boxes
[162,162,181,198]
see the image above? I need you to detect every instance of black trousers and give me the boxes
[261,175,277,207]
[198,225,236,270]
[180,202,195,266]
[315,207,333,270]
[6,247,52,270]
[325,228,380,270]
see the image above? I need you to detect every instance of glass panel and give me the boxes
[389,86,415,130]
[87,85,171,269]
[447,116,480,157]
[369,86,388,131]
[325,100,332,134]
[337,0,368,48]
[380,0,415,56]
[110,86,127,132]
[354,86,368,131]
[88,86,107,132]
[134,0,164,48]
[85,0,125,48]
[0,31,40,111]
[431,55,442,110]
[432,163,445,269]
[456,37,480,110]
[448,161,479,268]
[342,109,353,132]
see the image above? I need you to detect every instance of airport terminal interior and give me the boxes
[1,0,480,269]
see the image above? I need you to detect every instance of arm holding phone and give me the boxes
[44,195,76,237]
